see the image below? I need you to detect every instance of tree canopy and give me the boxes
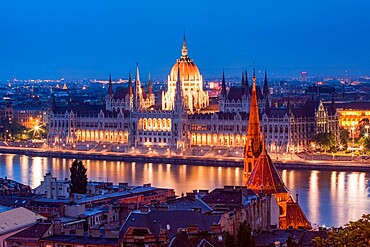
[314,214,370,247]
[70,159,88,194]
[315,132,336,152]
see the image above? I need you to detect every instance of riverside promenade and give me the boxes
[0,145,370,172]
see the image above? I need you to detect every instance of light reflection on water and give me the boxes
[0,153,369,227]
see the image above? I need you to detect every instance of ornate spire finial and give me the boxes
[181,32,188,57]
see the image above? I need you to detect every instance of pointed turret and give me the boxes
[241,71,245,87]
[128,72,133,95]
[287,99,293,116]
[174,62,184,112]
[243,67,263,185]
[147,72,153,95]
[221,71,227,97]
[108,74,113,96]
[245,70,249,96]
[265,95,271,115]
[263,70,269,96]
[134,63,142,111]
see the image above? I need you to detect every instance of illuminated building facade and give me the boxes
[336,102,370,130]
[162,36,209,113]
[47,38,338,153]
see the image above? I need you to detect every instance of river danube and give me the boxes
[0,153,369,227]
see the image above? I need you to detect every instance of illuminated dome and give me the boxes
[169,38,201,82]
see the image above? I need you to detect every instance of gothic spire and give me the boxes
[128,72,133,95]
[242,71,245,86]
[241,71,246,95]
[245,70,249,96]
[174,61,183,112]
[221,70,227,97]
[263,70,269,96]
[148,72,152,95]
[244,67,262,185]
[247,70,262,156]
[108,73,113,96]
[134,63,142,110]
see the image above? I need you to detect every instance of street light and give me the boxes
[365,125,369,138]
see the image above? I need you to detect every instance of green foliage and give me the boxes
[359,136,370,151]
[315,132,337,152]
[70,159,88,194]
[313,214,370,247]
[236,221,256,247]
[1,121,29,141]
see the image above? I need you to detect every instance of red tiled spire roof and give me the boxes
[246,147,288,194]
[246,69,262,158]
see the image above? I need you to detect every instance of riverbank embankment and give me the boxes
[0,147,369,172]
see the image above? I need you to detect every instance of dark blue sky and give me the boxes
[1,0,369,80]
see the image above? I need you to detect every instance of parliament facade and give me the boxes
[47,38,339,154]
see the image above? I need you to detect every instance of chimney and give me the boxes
[224,185,234,191]
[187,225,199,235]
[211,224,222,234]
[139,206,149,213]
[296,191,299,203]
[53,220,62,235]
[186,192,195,200]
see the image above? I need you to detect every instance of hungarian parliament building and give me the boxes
[47,38,339,154]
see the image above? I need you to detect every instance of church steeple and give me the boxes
[221,70,227,97]
[244,67,263,185]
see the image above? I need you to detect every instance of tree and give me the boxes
[359,136,370,152]
[339,129,350,150]
[70,159,88,194]
[236,221,255,247]
[313,214,370,247]
[315,132,336,152]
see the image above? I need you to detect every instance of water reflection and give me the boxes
[0,154,369,227]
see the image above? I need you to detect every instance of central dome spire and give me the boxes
[181,33,188,57]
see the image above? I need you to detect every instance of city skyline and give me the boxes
[1,0,370,80]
